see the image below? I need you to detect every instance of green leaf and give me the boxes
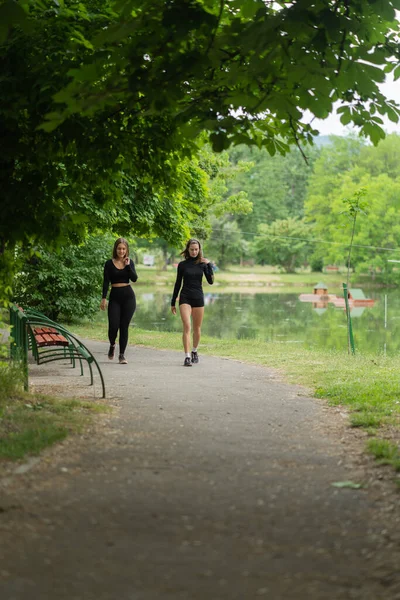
[70,29,94,51]
[37,112,66,132]
[210,133,230,153]
[394,64,400,82]
[360,62,386,84]
[385,105,400,123]
[339,107,352,126]
[366,0,395,21]
[0,0,28,43]
[361,122,386,146]
[240,0,262,19]
[331,481,365,489]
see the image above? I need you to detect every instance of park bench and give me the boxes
[9,305,106,398]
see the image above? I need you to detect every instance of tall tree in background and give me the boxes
[225,145,320,238]
[305,134,400,280]
[253,218,313,273]
[136,144,253,268]
[1,0,400,301]
[207,220,249,269]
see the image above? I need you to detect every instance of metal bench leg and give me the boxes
[91,355,106,399]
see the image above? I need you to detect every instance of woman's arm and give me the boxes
[171,263,183,306]
[102,261,110,299]
[203,261,214,285]
[127,258,138,283]
[100,262,110,310]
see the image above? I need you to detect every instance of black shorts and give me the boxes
[179,295,204,308]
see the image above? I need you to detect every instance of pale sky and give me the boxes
[308,75,400,136]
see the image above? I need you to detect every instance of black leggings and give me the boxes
[108,286,136,355]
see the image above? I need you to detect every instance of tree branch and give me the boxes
[336,0,350,77]
[288,117,309,165]
[205,0,225,57]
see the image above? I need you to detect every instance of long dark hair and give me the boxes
[181,238,203,262]
[112,237,129,259]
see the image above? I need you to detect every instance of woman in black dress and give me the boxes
[100,238,138,364]
[171,239,214,366]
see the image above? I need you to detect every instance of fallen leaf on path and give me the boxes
[331,481,365,489]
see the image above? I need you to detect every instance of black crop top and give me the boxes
[102,259,138,298]
[171,257,214,306]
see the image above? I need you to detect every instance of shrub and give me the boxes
[12,235,115,322]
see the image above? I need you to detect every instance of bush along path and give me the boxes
[0,340,399,600]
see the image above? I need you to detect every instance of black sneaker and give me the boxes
[191,351,199,364]
[184,357,192,367]
[108,344,115,360]
[119,354,128,364]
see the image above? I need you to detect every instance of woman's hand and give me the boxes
[200,257,210,264]
[171,306,177,315]
[124,257,130,266]
[100,298,107,311]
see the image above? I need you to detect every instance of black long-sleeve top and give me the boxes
[171,257,214,306]
[102,259,138,299]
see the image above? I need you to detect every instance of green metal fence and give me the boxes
[9,304,29,390]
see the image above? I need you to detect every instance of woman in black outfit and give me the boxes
[100,238,138,364]
[171,238,214,366]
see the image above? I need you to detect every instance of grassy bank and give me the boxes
[135,265,354,292]
[0,363,110,461]
[134,265,386,299]
[69,321,400,478]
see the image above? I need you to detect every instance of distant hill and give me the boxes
[313,135,334,147]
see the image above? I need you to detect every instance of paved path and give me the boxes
[1,341,399,600]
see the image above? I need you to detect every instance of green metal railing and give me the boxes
[9,304,29,389]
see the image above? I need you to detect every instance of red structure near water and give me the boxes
[299,283,375,313]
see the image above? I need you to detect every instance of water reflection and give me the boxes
[133,290,400,355]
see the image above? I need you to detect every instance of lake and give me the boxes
[133,288,400,355]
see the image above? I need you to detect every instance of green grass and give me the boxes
[0,425,69,459]
[0,363,110,460]
[367,438,400,472]
[0,361,24,401]
[350,413,382,429]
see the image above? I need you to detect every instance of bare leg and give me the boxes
[179,304,192,353]
[191,306,204,349]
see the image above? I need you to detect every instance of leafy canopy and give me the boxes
[1,0,400,300]
[28,0,400,150]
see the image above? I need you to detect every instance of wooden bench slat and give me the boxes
[33,326,58,335]
[52,334,69,346]
[35,333,69,347]
[42,333,55,343]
